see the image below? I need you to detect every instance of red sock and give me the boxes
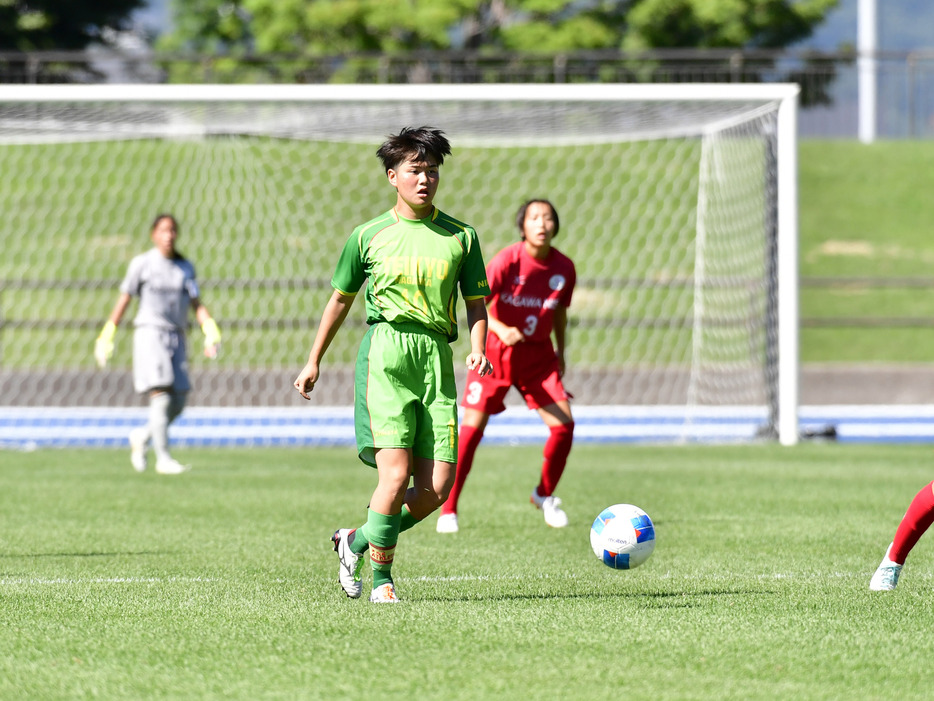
[537,422,574,497]
[890,481,934,564]
[442,424,484,515]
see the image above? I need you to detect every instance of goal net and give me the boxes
[0,84,799,444]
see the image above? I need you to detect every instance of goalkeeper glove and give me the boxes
[201,318,221,359]
[94,321,116,368]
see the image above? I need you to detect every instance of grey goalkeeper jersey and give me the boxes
[119,248,200,331]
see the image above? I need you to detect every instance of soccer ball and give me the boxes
[590,503,656,570]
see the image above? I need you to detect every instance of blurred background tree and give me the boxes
[160,0,838,54]
[0,0,145,50]
[156,0,839,88]
[0,0,146,82]
[622,0,837,51]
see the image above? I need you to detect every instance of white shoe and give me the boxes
[369,582,400,603]
[530,489,569,528]
[129,428,148,473]
[436,513,459,533]
[870,543,903,591]
[331,529,364,599]
[155,457,190,475]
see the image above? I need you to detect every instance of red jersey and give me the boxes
[485,241,576,343]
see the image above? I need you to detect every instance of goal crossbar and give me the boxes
[1,83,801,104]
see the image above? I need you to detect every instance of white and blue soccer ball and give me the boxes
[590,503,656,570]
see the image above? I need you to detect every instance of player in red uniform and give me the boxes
[869,481,934,590]
[437,199,576,532]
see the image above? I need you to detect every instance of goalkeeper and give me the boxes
[95,213,221,475]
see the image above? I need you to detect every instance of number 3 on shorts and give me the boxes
[465,380,483,405]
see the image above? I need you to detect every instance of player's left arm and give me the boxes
[553,304,568,377]
[553,257,576,377]
[464,296,493,377]
[94,292,133,368]
[192,299,221,359]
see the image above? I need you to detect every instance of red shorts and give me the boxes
[462,337,569,415]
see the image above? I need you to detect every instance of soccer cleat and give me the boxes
[530,489,569,528]
[436,512,459,534]
[128,428,148,473]
[369,582,400,603]
[331,529,364,599]
[869,543,903,591]
[155,457,190,475]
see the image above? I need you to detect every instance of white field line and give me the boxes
[411,570,893,583]
[2,571,922,587]
[0,576,219,585]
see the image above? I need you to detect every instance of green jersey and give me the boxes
[331,207,489,342]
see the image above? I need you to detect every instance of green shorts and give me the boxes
[354,322,458,467]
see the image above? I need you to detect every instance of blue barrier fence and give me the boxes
[3,405,933,450]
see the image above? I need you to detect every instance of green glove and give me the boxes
[94,321,116,368]
[201,318,221,359]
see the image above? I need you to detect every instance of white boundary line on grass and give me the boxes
[0,576,218,585]
[3,571,920,587]
[412,571,885,583]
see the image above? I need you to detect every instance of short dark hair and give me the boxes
[376,126,451,172]
[515,199,560,238]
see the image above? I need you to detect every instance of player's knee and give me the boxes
[551,421,575,439]
[381,472,410,496]
[435,482,453,506]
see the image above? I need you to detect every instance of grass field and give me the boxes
[4,442,934,699]
[798,140,934,362]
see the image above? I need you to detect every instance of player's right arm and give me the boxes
[294,289,356,400]
[488,313,524,347]
[483,246,523,346]
[94,292,132,368]
[464,296,493,377]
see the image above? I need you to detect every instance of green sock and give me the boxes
[399,504,422,534]
[348,525,369,556]
[351,504,420,554]
[361,508,401,589]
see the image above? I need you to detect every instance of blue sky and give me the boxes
[796,0,933,52]
[130,0,170,34]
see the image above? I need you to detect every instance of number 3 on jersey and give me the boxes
[523,315,538,337]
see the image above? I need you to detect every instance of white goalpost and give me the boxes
[0,83,800,445]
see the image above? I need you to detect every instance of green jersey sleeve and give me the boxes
[458,225,489,300]
[331,228,367,295]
